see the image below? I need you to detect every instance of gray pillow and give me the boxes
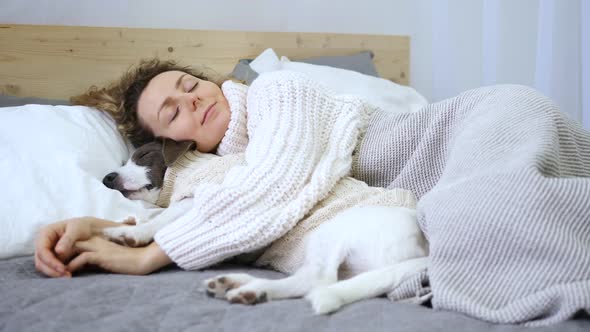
[231,51,379,85]
[0,95,70,108]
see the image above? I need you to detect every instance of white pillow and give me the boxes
[249,48,428,114]
[0,104,161,259]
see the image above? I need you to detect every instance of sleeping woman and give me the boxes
[34,58,590,325]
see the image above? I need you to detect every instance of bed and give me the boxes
[1,24,589,332]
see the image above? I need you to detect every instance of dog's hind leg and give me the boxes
[306,256,429,314]
[205,265,321,305]
[206,237,347,305]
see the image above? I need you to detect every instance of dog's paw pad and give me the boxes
[108,236,124,246]
[123,237,138,247]
[306,288,343,315]
[203,274,253,299]
[102,226,150,247]
[227,290,267,305]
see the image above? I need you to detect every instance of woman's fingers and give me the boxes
[63,239,99,274]
[70,237,106,258]
[55,220,92,262]
[66,252,98,273]
[54,222,80,258]
[55,235,73,256]
[34,251,65,278]
[73,237,102,252]
[122,217,137,226]
[35,226,67,276]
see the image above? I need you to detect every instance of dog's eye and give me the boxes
[145,184,154,190]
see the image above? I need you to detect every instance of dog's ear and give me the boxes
[162,139,195,166]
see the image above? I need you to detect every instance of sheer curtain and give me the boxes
[416,0,587,128]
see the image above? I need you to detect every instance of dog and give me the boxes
[102,141,166,204]
[101,140,193,246]
[101,141,429,314]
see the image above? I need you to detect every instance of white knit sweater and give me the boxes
[154,71,377,270]
[156,150,416,273]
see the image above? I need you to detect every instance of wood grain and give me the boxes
[0,24,409,99]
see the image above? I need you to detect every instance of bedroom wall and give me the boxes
[1,0,586,126]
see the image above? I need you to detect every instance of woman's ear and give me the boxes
[162,139,195,166]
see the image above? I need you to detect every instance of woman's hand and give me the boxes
[67,237,172,275]
[34,217,131,278]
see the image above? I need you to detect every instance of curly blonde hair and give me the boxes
[71,58,226,147]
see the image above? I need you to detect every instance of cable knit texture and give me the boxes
[155,152,246,208]
[215,81,249,156]
[154,71,375,270]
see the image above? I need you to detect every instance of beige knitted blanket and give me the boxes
[354,84,590,326]
[156,150,416,273]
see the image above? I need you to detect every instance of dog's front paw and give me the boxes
[203,273,256,299]
[102,225,153,247]
[305,287,344,315]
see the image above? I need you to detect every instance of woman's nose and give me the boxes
[185,95,199,112]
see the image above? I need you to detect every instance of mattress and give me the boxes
[1,256,588,332]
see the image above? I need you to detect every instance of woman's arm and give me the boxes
[66,237,172,275]
[140,241,173,273]
[35,216,172,277]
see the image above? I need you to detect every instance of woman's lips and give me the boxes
[202,103,216,125]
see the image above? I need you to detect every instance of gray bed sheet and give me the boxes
[1,256,588,332]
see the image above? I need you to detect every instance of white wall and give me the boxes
[1,0,585,124]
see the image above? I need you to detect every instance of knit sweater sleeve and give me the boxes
[154,71,365,270]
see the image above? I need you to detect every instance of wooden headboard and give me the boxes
[0,24,409,100]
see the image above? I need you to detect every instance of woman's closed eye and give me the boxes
[170,107,179,123]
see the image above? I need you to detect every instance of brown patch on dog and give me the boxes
[162,139,195,166]
[242,291,257,303]
[110,237,125,246]
[123,237,138,247]
[228,291,267,305]
[132,141,167,189]
[230,296,244,304]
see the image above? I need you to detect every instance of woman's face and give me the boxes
[137,70,231,152]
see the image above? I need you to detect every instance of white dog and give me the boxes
[102,141,429,314]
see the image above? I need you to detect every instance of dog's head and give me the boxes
[102,140,195,204]
[102,141,167,204]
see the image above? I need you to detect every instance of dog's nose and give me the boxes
[103,172,118,189]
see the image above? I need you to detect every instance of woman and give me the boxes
[35,58,590,325]
[35,58,372,277]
